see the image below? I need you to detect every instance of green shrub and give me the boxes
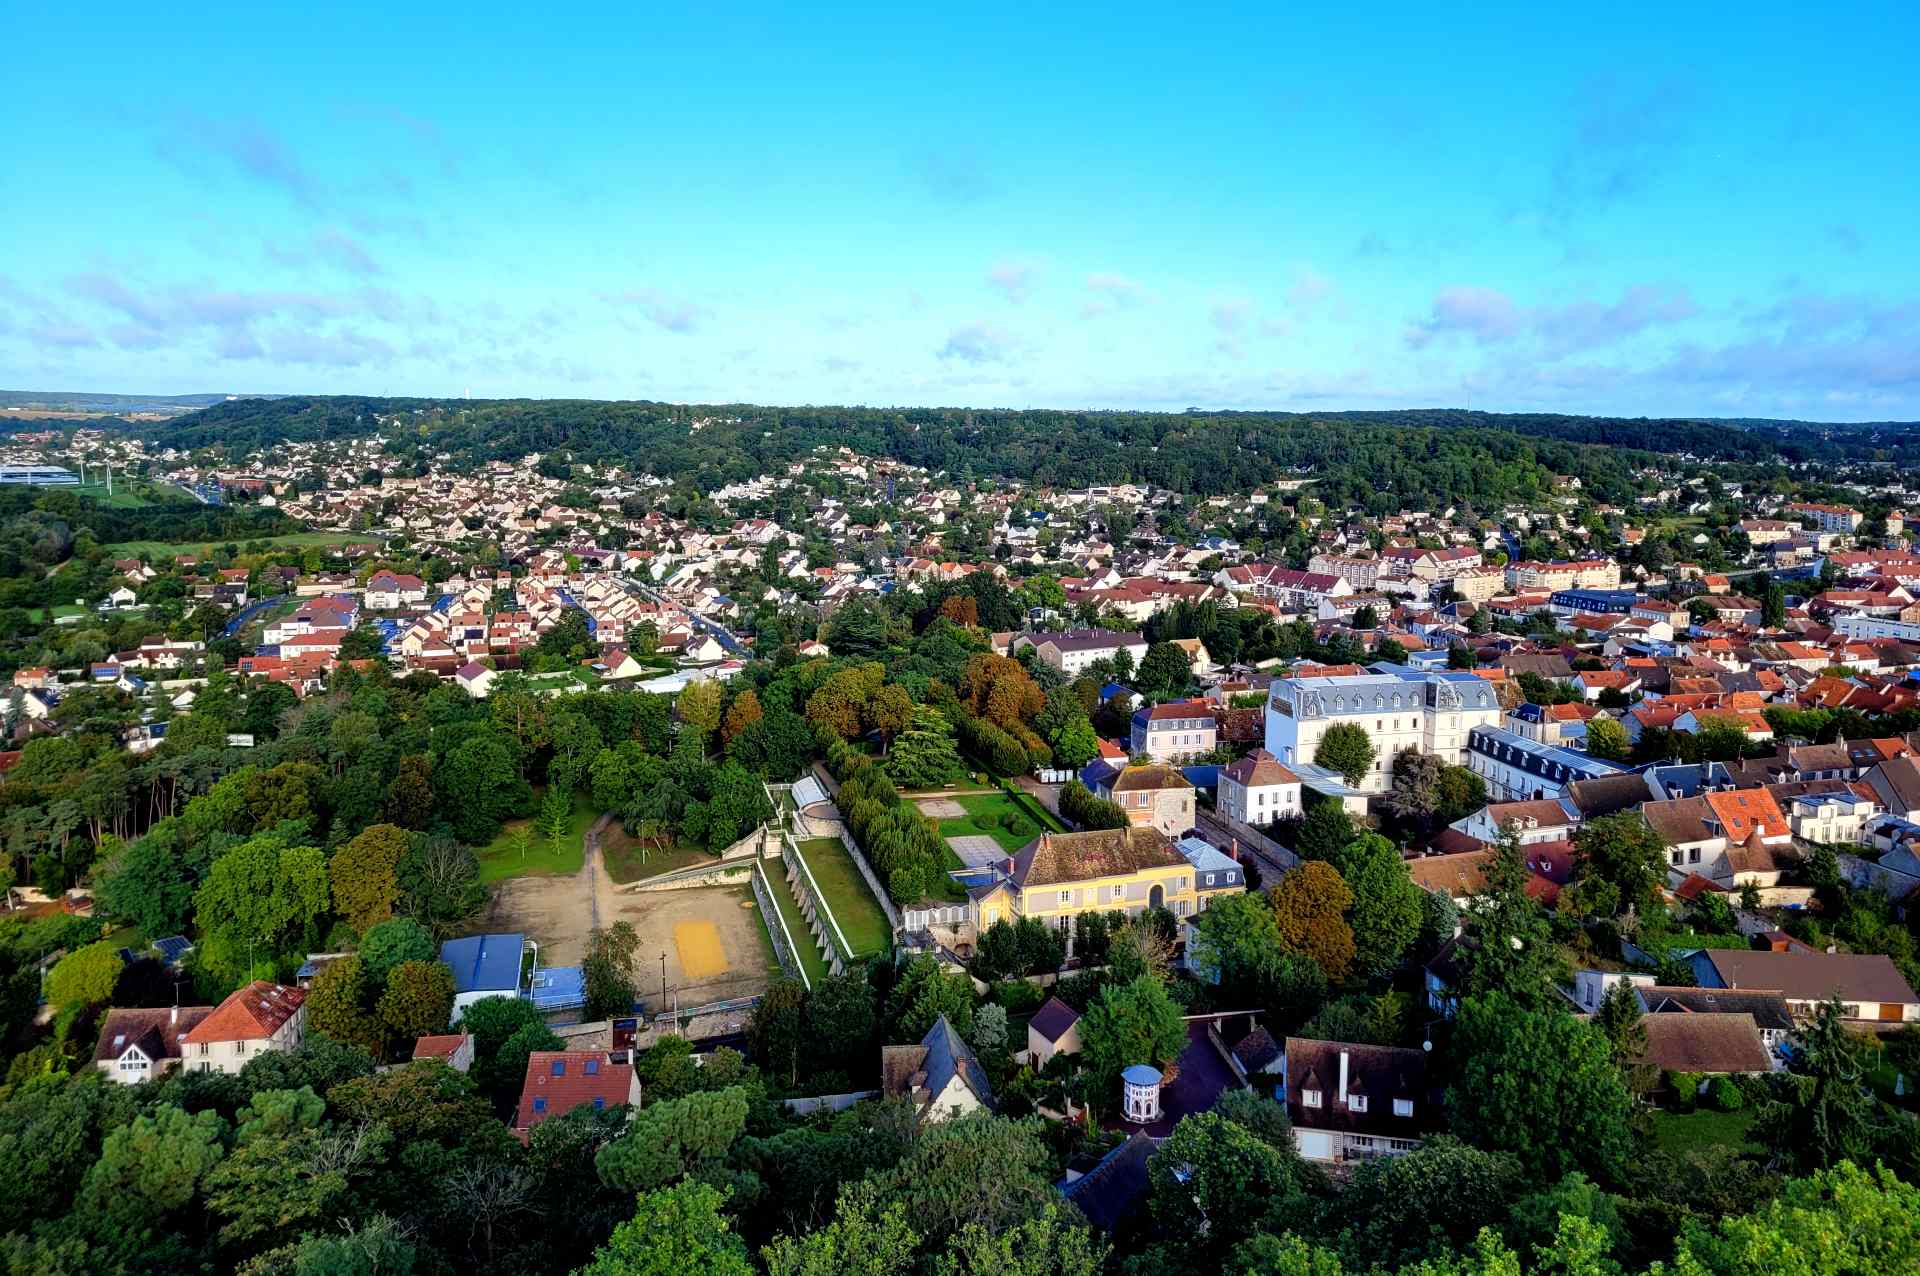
[992,980,1046,1015]
[1706,1075,1744,1112]
[1666,1070,1704,1109]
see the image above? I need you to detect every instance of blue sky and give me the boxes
[3,3,1917,418]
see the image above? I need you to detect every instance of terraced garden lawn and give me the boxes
[796,837,891,957]
[764,865,831,985]
[601,827,718,885]
[474,789,595,884]
[931,790,1066,852]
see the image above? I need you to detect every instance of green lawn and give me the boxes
[1649,1107,1760,1156]
[475,789,595,884]
[104,531,371,558]
[796,837,891,957]
[929,791,1066,853]
[764,865,831,985]
[601,826,718,885]
[26,604,88,622]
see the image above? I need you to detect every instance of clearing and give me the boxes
[607,883,776,1007]
[474,789,596,884]
[104,530,372,558]
[795,836,891,957]
[601,823,719,885]
[1648,1107,1759,1156]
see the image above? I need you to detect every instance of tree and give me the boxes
[329,823,408,932]
[1446,992,1633,1182]
[883,707,965,789]
[1760,996,1872,1173]
[1383,749,1443,832]
[1570,812,1668,920]
[1295,800,1355,861]
[578,1181,753,1276]
[1271,860,1356,982]
[935,1205,1106,1276]
[1146,1112,1310,1256]
[1317,1136,1522,1271]
[1049,717,1100,770]
[437,735,521,844]
[583,921,640,1020]
[538,787,572,850]
[750,979,808,1087]
[1593,977,1650,1084]
[307,955,385,1058]
[595,1087,751,1191]
[77,1104,226,1237]
[359,916,435,984]
[384,753,436,829]
[762,1183,919,1276]
[1583,715,1630,762]
[1455,831,1559,1008]
[865,684,915,747]
[1077,975,1188,1103]
[376,958,455,1040]
[676,679,726,738]
[45,940,122,1011]
[1135,642,1192,699]
[1761,577,1787,628]
[720,688,764,745]
[1329,834,1423,978]
[868,1116,1057,1253]
[1314,723,1375,788]
[195,832,331,965]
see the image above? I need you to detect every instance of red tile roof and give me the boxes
[513,1051,636,1133]
[183,981,306,1044]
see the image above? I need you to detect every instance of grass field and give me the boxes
[601,825,718,885]
[797,837,891,957]
[104,531,370,558]
[474,789,595,884]
[765,865,831,984]
[929,790,1066,852]
[71,480,187,509]
[25,604,88,622]
[1649,1107,1759,1156]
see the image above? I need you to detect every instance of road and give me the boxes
[621,579,749,656]
[221,594,284,639]
[1194,808,1297,882]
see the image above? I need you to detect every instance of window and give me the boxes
[1058,891,1071,906]
[1302,1088,1322,1108]
[1689,847,1701,864]
[1205,873,1216,886]
[593,1097,605,1109]
[532,1098,546,1113]
[585,1059,600,1075]
[552,1060,567,1077]
[1394,1098,1415,1118]
[1348,1094,1367,1113]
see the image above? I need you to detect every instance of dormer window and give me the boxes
[1348,1094,1367,1113]
[1302,1088,1322,1108]
[1394,1098,1414,1118]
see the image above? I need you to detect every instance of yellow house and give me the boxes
[972,827,1206,940]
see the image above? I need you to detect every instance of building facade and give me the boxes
[1263,665,1500,794]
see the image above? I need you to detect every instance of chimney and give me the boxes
[1337,1050,1350,1104]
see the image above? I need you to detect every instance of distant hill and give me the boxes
[0,390,289,417]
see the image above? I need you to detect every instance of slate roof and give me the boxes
[1029,996,1082,1045]
[1284,1037,1442,1139]
[880,1014,996,1117]
[95,1006,213,1064]
[1011,827,1186,888]
[1061,1132,1157,1232]
[1106,765,1195,794]
[1640,985,1795,1035]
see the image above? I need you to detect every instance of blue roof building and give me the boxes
[442,933,527,1019]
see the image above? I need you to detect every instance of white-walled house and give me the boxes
[180,981,308,1074]
[1217,749,1302,825]
[94,1004,214,1084]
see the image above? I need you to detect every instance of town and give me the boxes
[0,397,1910,1273]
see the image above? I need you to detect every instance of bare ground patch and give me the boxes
[484,872,596,966]
[915,797,969,819]
[605,884,775,1008]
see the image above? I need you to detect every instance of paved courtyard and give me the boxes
[947,834,1008,867]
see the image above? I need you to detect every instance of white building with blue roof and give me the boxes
[442,932,529,1021]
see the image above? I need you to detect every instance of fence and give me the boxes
[781,1089,881,1115]
[783,833,853,971]
[751,860,809,991]
[838,826,904,934]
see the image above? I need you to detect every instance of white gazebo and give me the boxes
[1121,1063,1163,1125]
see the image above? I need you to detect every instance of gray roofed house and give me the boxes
[1639,984,1795,1050]
[1632,1013,1773,1076]
[1687,949,1920,1023]
[1060,1131,1157,1232]
[1027,996,1083,1066]
[881,1015,996,1122]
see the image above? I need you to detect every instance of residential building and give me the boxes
[513,1050,641,1137]
[881,1015,995,1122]
[1631,1014,1774,1080]
[180,981,308,1075]
[1787,502,1864,534]
[1463,726,1628,802]
[1263,665,1500,794]
[365,570,428,609]
[1128,699,1217,762]
[1217,748,1302,825]
[94,1004,214,1084]
[1176,835,1247,903]
[1025,996,1082,1067]
[1014,629,1149,675]
[412,1033,474,1071]
[1686,949,1920,1023]
[1093,764,1196,836]
[969,827,1216,945]
[1283,1038,1440,1163]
